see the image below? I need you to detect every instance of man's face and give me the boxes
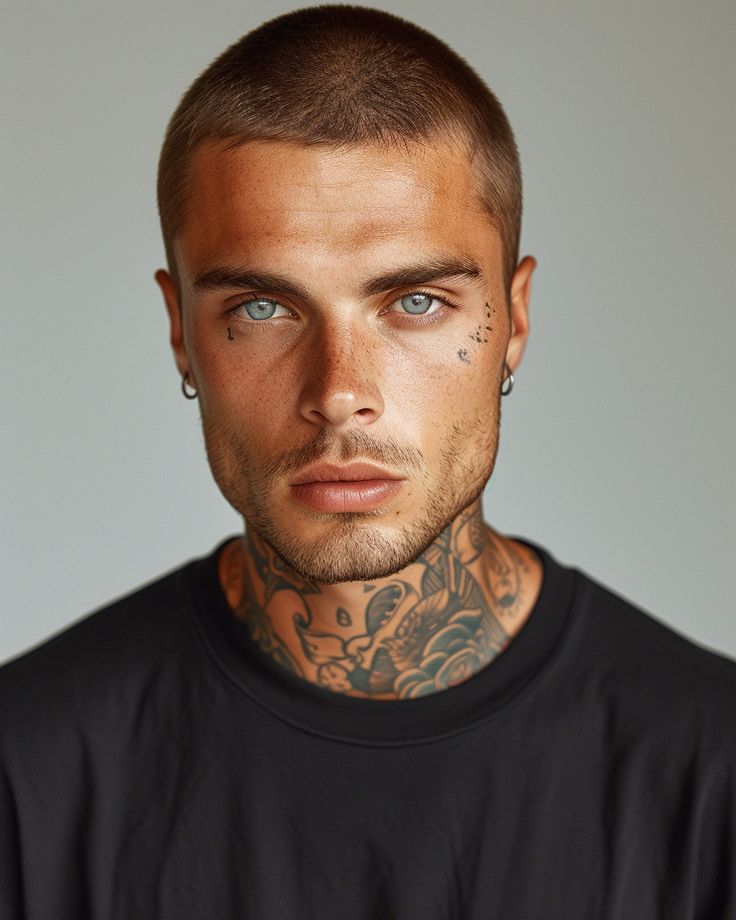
[158,139,533,583]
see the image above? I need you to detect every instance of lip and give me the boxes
[290,462,404,486]
[291,479,405,513]
[290,462,407,513]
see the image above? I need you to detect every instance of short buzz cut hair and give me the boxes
[157,5,522,292]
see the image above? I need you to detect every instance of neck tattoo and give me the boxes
[218,505,541,700]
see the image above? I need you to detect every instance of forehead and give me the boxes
[175,138,501,280]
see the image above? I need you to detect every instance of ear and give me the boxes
[505,255,536,372]
[155,269,191,381]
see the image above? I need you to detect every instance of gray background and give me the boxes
[2,0,734,664]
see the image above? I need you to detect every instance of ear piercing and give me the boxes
[501,365,514,396]
[181,372,198,400]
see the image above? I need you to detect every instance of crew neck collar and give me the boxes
[185,536,580,746]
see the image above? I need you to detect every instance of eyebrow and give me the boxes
[359,257,483,297]
[192,268,310,299]
[191,256,483,300]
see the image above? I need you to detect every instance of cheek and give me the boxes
[384,337,500,442]
[188,345,280,452]
[185,311,278,409]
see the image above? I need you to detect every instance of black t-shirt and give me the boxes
[1,538,735,919]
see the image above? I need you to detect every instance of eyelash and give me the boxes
[229,297,292,330]
[386,290,460,326]
[228,290,460,330]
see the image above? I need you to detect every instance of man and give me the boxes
[1,6,734,918]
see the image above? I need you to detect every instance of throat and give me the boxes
[217,507,542,700]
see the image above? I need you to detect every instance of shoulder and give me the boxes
[567,564,736,748]
[1,559,195,681]
[574,568,736,682]
[0,555,205,750]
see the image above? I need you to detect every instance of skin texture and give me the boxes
[157,138,541,699]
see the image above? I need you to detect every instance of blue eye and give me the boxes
[399,293,435,315]
[232,297,291,322]
[241,298,279,320]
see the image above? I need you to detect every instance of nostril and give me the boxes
[298,384,384,427]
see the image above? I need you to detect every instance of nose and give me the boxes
[297,321,384,428]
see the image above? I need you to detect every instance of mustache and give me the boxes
[262,428,425,483]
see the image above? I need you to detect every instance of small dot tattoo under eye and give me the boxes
[458,348,471,364]
[227,326,234,341]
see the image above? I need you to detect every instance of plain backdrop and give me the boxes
[2,0,734,664]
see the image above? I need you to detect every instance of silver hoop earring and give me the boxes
[181,372,198,400]
[501,365,514,397]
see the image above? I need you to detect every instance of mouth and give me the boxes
[291,462,404,485]
[290,462,406,513]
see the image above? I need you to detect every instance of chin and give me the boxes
[259,522,430,585]
[248,488,473,585]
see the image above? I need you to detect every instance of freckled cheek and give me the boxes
[382,343,492,432]
[186,311,269,391]
[208,363,287,427]
[185,337,266,428]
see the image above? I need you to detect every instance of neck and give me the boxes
[218,501,542,700]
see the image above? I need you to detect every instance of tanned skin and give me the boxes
[157,139,542,701]
[218,504,540,699]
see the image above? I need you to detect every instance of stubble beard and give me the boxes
[201,407,500,585]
